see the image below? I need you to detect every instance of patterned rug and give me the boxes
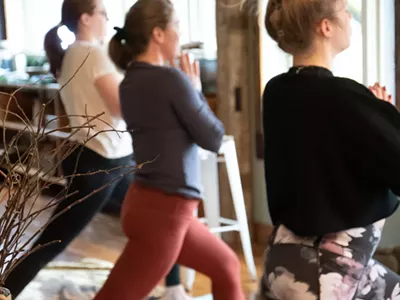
[17,258,165,300]
[15,258,215,299]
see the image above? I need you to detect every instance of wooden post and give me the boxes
[396,0,400,108]
[216,0,260,245]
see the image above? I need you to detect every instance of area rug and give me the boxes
[17,258,165,299]
[15,258,215,299]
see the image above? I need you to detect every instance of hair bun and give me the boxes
[264,0,340,55]
[269,5,283,38]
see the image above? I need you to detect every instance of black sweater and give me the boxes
[263,66,400,236]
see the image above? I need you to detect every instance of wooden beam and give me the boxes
[396,0,400,109]
[216,0,260,244]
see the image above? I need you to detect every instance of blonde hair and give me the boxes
[265,0,340,55]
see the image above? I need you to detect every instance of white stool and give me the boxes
[183,135,257,290]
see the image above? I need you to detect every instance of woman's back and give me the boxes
[58,41,132,159]
[263,66,400,236]
[258,1,400,299]
[120,61,224,199]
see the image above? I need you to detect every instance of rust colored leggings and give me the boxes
[94,183,245,300]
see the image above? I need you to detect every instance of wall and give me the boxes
[253,158,270,224]
[4,0,25,52]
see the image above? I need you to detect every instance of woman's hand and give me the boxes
[369,82,392,103]
[170,52,202,91]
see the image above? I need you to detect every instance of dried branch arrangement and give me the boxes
[0,58,138,287]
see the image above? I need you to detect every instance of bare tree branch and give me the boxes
[0,52,153,286]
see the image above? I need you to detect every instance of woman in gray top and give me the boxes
[93,0,245,300]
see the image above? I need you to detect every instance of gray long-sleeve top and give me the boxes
[120,61,225,199]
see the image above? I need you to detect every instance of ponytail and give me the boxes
[44,24,65,78]
[108,27,135,71]
[109,0,175,69]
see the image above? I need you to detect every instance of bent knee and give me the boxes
[219,249,242,279]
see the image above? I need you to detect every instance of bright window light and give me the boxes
[57,25,75,50]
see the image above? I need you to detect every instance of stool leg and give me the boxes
[182,267,196,292]
[223,139,257,281]
[201,152,221,237]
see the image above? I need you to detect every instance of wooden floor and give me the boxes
[3,194,265,298]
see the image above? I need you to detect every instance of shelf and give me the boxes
[0,146,66,186]
[0,84,66,187]
[2,163,67,186]
[0,120,70,139]
[0,82,59,92]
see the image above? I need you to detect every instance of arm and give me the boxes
[94,73,122,118]
[338,80,400,195]
[87,46,123,118]
[167,68,225,153]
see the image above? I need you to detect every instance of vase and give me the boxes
[0,287,11,300]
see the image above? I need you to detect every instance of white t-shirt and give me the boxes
[58,41,133,159]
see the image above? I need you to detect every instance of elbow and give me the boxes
[111,110,122,119]
[199,126,225,153]
[108,110,122,119]
[391,186,400,197]
[107,103,122,118]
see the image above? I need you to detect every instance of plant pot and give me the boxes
[0,287,11,300]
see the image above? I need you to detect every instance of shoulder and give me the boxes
[71,43,112,68]
[332,77,373,98]
[159,66,191,85]
[151,66,194,94]
[125,63,189,83]
[330,77,400,129]
[332,77,394,111]
[86,44,111,67]
[66,42,101,60]
[263,73,286,91]
[261,73,286,103]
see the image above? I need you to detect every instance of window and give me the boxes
[332,0,363,83]
[5,0,63,54]
[174,0,217,58]
[104,0,129,40]
[4,0,217,58]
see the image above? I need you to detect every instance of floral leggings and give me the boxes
[257,219,400,300]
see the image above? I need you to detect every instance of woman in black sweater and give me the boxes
[258,0,400,299]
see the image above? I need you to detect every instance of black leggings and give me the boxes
[5,145,181,298]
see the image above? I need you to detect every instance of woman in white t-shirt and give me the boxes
[4,0,187,299]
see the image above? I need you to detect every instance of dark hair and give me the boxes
[109,0,174,70]
[265,0,340,55]
[44,0,96,77]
